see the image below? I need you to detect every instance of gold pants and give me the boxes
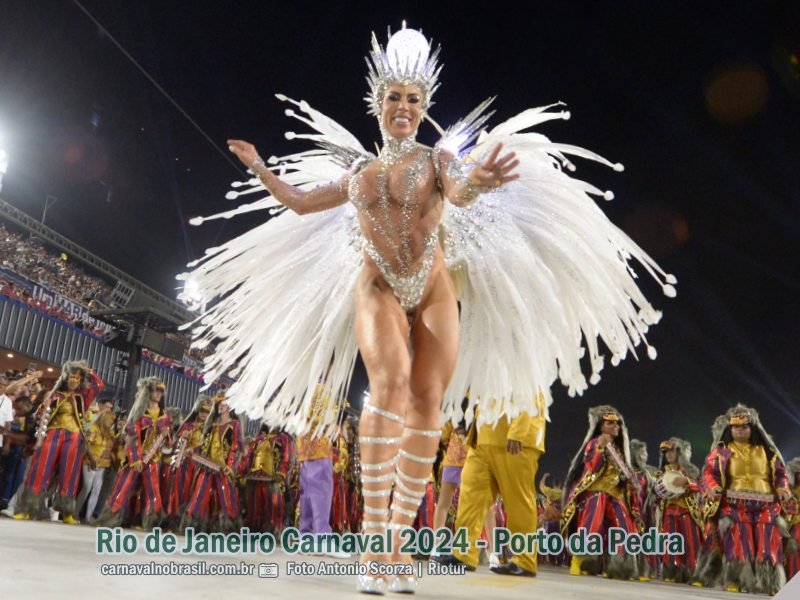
[452,445,540,573]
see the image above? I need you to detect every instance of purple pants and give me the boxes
[299,458,333,535]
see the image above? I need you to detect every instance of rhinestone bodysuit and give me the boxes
[348,135,442,312]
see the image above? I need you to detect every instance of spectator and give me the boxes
[0,376,13,447]
[0,395,35,509]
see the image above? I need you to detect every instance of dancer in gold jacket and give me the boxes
[436,395,546,577]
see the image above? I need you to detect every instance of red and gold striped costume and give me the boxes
[240,430,292,533]
[184,419,243,532]
[102,407,171,529]
[165,417,205,518]
[700,441,790,592]
[655,464,704,581]
[331,433,350,533]
[17,370,103,521]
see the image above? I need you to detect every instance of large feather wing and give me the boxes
[440,104,676,427]
[180,97,372,437]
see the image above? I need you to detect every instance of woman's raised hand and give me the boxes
[470,143,520,189]
[227,139,261,169]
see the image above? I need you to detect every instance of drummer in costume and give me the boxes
[99,378,171,530]
[561,405,641,579]
[240,423,292,534]
[654,437,704,583]
[692,405,792,595]
[166,394,212,524]
[181,394,243,533]
[160,406,183,509]
[14,360,104,523]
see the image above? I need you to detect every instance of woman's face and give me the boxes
[665,448,678,465]
[600,419,620,439]
[381,83,423,139]
[731,424,752,443]
[149,388,163,403]
[67,372,82,391]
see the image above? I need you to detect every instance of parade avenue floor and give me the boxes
[0,519,779,599]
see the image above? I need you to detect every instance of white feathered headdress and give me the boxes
[364,23,442,116]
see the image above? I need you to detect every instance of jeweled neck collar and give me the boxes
[379,134,418,164]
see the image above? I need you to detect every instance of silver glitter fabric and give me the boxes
[349,134,442,312]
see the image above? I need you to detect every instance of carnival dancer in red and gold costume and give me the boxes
[342,415,362,533]
[14,360,103,523]
[99,377,171,530]
[692,405,793,594]
[539,474,567,566]
[784,456,800,580]
[76,397,116,524]
[180,395,243,533]
[653,437,704,583]
[630,439,659,581]
[240,423,292,534]
[561,405,641,579]
[160,406,183,511]
[165,394,212,524]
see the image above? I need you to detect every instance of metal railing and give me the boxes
[0,197,191,323]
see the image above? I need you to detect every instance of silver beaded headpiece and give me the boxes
[364,23,442,116]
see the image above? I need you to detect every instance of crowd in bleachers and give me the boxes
[0,223,113,309]
[0,222,210,382]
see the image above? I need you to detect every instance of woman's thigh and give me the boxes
[354,267,411,385]
[409,264,460,401]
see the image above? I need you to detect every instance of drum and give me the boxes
[655,470,686,499]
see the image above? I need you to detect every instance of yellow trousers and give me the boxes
[452,445,540,573]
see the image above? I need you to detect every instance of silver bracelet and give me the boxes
[251,155,267,174]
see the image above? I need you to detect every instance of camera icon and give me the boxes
[258,563,279,578]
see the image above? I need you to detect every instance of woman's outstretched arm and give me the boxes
[437,144,519,208]
[228,139,349,215]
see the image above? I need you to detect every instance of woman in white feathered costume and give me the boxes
[184,24,676,594]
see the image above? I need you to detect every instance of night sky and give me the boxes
[1,1,798,478]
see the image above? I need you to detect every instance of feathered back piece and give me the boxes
[183,26,676,440]
[365,23,442,116]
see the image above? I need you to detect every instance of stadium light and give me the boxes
[177,277,206,311]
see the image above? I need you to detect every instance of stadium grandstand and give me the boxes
[0,196,245,426]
